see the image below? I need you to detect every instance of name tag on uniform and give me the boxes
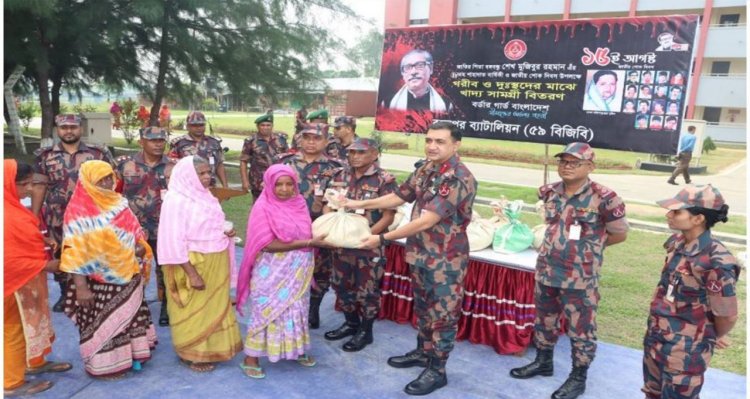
[209,156,215,165]
[569,222,581,240]
[314,183,323,196]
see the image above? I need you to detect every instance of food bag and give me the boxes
[492,200,534,254]
[312,208,371,248]
[467,211,495,251]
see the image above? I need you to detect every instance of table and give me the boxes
[378,241,538,355]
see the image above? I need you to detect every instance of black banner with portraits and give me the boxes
[375,15,698,154]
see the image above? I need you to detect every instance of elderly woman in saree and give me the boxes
[59,160,157,380]
[4,160,72,397]
[157,155,241,372]
[236,164,330,379]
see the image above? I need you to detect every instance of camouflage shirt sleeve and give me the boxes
[380,172,398,196]
[422,177,463,219]
[601,195,629,234]
[33,151,49,183]
[395,170,418,203]
[213,140,225,163]
[101,146,116,167]
[705,244,739,317]
[239,139,253,162]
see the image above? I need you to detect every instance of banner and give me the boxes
[375,15,698,154]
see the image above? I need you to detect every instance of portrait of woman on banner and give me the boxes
[582,69,623,112]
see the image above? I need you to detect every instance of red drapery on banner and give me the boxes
[378,244,536,355]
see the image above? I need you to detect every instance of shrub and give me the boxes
[17,102,39,131]
[702,136,717,154]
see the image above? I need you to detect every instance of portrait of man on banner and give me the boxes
[582,69,624,112]
[655,32,689,51]
[387,49,452,114]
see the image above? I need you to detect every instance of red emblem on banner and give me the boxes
[438,183,451,197]
[504,39,527,61]
[706,280,722,293]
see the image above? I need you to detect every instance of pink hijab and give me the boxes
[236,164,312,313]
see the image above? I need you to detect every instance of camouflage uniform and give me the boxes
[394,154,477,364]
[115,151,174,299]
[534,179,629,366]
[275,150,342,299]
[642,185,738,399]
[33,142,115,249]
[240,132,288,198]
[167,134,224,186]
[326,136,357,164]
[326,162,397,319]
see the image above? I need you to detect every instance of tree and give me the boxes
[349,29,384,78]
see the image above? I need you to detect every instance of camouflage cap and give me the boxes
[333,115,356,128]
[55,114,81,127]
[347,138,378,151]
[306,109,329,121]
[300,123,329,137]
[657,184,726,211]
[186,111,206,125]
[554,142,595,161]
[140,126,168,140]
[254,114,273,124]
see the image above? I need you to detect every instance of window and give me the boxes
[702,107,722,123]
[710,61,730,76]
[409,18,428,26]
[719,14,740,26]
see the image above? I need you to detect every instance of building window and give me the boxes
[702,107,722,123]
[719,14,740,26]
[409,18,428,26]
[710,61,731,76]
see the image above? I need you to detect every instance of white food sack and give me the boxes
[531,224,546,250]
[468,218,495,251]
[312,209,371,248]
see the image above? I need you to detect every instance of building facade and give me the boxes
[385,0,747,143]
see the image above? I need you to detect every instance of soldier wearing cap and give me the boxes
[115,126,175,326]
[275,122,342,329]
[168,111,227,187]
[322,138,397,352]
[292,109,329,150]
[326,116,359,163]
[239,114,289,199]
[510,142,629,399]
[31,113,115,312]
[642,185,738,399]
[347,121,477,395]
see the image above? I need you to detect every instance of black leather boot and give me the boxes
[158,299,170,326]
[551,366,588,399]
[387,338,429,368]
[308,295,323,329]
[509,349,554,379]
[404,354,448,396]
[52,280,66,313]
[342,317,374,352]
[324,312,360,341]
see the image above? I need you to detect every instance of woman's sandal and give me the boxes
[239,363,266,379]
[25,361,73,375]
[4,380,54,397]
[180,359,216,373]
[93,372,127,381]
[296,354,317,367]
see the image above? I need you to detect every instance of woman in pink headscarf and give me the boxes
[237,164,329,379]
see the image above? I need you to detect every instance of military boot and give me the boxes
[551,365,588,399]
[308,295,323,329]
[52,280,66,313]
[387,338,429,368]
[324,312,360,341]
[509,349,554,379]
[403,354,448,396]
[342,317,374,352]
[158,299,170,326]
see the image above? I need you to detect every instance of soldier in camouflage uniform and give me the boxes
[642,185,738,399]
[510,142,629,399]
[168,111,227,187]
[31,114,115,312]
[239,113,289,200]
[322,138,397,352]
[291,109,328,150]
[115,126,175,326]
[275,122,342,329]
[348,121,476,396]
[326,115,359,163]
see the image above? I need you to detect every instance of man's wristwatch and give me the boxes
[379,233,386,245]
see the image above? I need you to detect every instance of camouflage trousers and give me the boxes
[533,282,600,367]
[410,263,468,363]
[332,253,385,320]
[147,239,166,302]
[641,329,711,399]
[48,224,67,284]
[311,248,333,299]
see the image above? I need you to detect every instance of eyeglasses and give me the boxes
[401,61,432,73]
[557,159,588,168]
